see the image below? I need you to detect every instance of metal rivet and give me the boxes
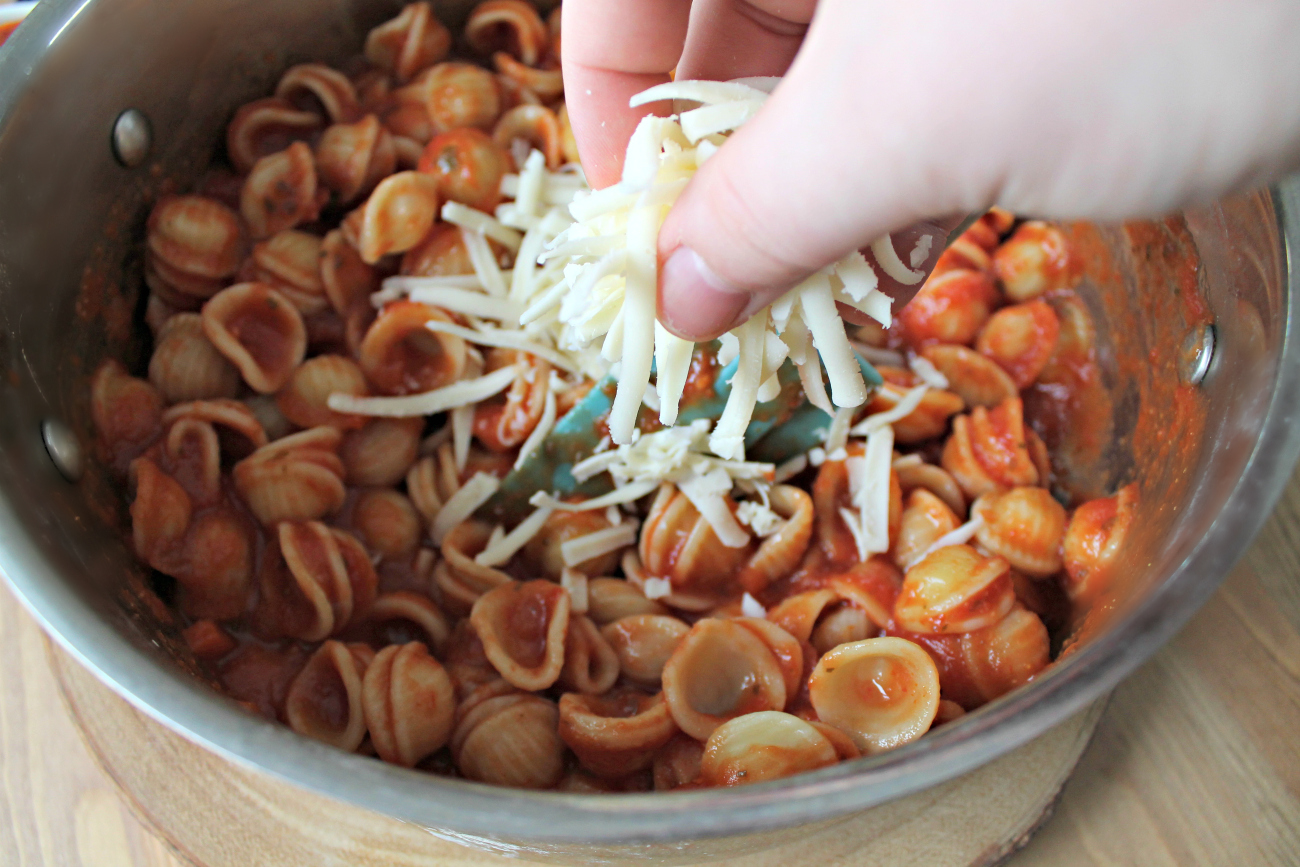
[1180,323,1216,386]
[111,108,152,167]
[42,419,84,482]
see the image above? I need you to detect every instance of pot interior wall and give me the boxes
[0,0,1287,850]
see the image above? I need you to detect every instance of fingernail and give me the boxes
[658,246,751,341]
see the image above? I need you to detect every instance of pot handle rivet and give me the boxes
[42,419,84,482]
[112,109,152,168]
[1179,323,1216,386]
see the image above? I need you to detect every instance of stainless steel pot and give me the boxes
[0,0,1297,860]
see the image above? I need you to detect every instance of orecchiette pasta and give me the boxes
[94,1,1139,793]
[285,640,373,751]
[362,641,456,766]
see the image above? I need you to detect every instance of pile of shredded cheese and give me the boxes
[326,78,945,567]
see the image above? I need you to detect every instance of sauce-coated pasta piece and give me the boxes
[893,544,1015,635]
[700,711,850,787]
[1062,484,1139,607]
[285,640,373,752]
[232,426,347,525]
[451,692,564,788]
[558,687,678,778]
[362,641,455,767]
[972,486,1067,578]
[808,637,940,754]
[470,579,571,690]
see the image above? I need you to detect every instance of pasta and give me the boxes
[89,0,1143,792]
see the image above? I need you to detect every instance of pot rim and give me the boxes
[1,0,1299,846]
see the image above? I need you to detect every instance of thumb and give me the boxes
[655,11,978,341]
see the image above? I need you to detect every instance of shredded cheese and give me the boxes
[736,500,783,537]
[475,505,556,567]
[850,385,929,436]
[774,454,808,483]
[741,592,767,618]
[871,234,925,285]
[561,522,639,567]
[530,481,661,512]
[442,201,523,252]
[513,386,557,470]
[642,577,672,599]
[909,355,949,390]
[920,515,985,561]
[561,567,589,613]
[329,365,519,417]
[431,473,500,544]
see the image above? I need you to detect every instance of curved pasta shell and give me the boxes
[972,486,1067,578]
[149,312,242,403]
[246,230,329,315]
[521,507,622,581]
[349,171,440,263]
[320,229,379,317]
[919,344,1018,409]
[147,195,245,283]
[932,209,1011,276]
[353,590,450,652]
[362,641,455,767]
[275,354,369,430]
[405,442,461,526]
[262,521,355,641]
[162,416,223,506]
[493,53,563,102]
[735,484,814,594]
[441,620,498,698]
[993,221,1072,302]
[894,544,1015,635]
[560,615,621,695]
[585,577,668,625]
[661,618,788,741]
[285,640,372,752]
[493,104,562,170]
[232,426,346,525]
[241,142,323,240]
[128,456,191,573]
[893,488,961,572]
[472,348,551,452]
[957,606,1050,706]
[175,507,254,620]
[465,0,549,66]
[767,589,839,643]
[470,580,570,691]
[895,461,965,518]
[898,268,997,350]
[417,127,510,212]
[734,617,804,700]
[808,637,940,754]
[1062,483,1139,607]
[865,372,965,444]
[558,689,678,779]
[400,222,475,277]
[809,604,876,655]
[600,614,690,687]
[975,300,1061,389]
[941,399,1038,500]
[638,484,754,608]
[435,520,514,616]
[92,361,164,471]
[276,63,361,124]
[404,62,502,135]
[201,282,307,394]
[350,488,421,561]
[653,733,704,791]
[340,416,423,487]
[316,115,397,205]
[225,97,322,175]
[365,2,451,84]
[161,398,268,459]
[452,693,564,789]
[701,711,842,787]
[357,301,466,395]
[825,556,903,631]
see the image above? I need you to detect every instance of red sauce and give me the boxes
[502,581,559,669]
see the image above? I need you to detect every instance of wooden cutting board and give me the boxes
[3,459,1300,865]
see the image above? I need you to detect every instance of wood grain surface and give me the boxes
[3,460,1300,866]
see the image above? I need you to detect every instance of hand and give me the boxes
[562,0,1300,340]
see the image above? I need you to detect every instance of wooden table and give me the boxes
[2,464,1299,866]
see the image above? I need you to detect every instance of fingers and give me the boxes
[657,2,983,341]
[676,0,815,82]
[561,0,691,188]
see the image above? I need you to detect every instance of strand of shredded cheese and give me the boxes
[327,365,519,417]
